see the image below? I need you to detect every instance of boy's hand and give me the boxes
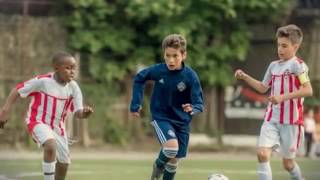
[268,95,284,104]
[131,108,142,118]
[131,112,141,118]
[130,106,142,118]
[234,69,248,80]
[82,106,94,118]
[0,109,8,129]
[182,103,193,113]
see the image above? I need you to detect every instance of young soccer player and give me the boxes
[235,24,313,180]
[0,52,93,180]
[130,34,203,180]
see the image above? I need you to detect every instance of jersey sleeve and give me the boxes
[190,72,204,116]
[70,81,84,113]
[16,77,42,98]
[262,62,273,88]
[129,65,156,112]
[292,61,310,85]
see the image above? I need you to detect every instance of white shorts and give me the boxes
[257,122,304,159]
[31,123,71,164]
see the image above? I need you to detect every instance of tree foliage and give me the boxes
[64,0,290,88]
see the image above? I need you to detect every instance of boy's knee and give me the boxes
[282,159,295,171]
[164,139,179,147]
[257,148,270,162]
[43,139,57,155]
[162,146,179,158]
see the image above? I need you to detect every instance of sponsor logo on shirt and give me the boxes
[159,78,164,84]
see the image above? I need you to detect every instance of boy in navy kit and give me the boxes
[130,34,203,180]
[235,24,313,180]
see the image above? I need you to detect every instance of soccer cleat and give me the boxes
[150,162,164,180]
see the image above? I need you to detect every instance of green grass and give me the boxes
[0,158,319,180]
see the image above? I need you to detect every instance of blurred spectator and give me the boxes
[313,117,320,158]
[304,108,316,157]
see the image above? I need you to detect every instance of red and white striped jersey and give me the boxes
[16,73,83,136]
[262,56,308,125]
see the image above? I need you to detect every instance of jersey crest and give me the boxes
[177,82,186,92]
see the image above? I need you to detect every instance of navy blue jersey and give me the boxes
[130,63,203,125]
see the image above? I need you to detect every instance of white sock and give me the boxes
[42,161,56,180]
[257,162,272,180]
[289,162,303,180]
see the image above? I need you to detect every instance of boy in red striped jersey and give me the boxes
[0,52,93,180]
[235,24,313,180]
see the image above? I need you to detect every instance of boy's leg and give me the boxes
[283,159,303,180]
[162,123,189,180]
[43,139,57,180]
[151,120,179,180]
[257,122,280,180]
[31,124,57,180]
[152,140,179,180]
[55,162,69,180]
[53,131,71,180]
[257,147,273,180]
[162,158,178,180]
[280,125,304,180]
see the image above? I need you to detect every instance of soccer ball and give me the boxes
[208,174,229,180]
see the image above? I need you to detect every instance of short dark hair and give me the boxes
[276,24,303,44]
[52,51,73,65]
[162,34,187,53]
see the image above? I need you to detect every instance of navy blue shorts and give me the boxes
[151,120,190,158]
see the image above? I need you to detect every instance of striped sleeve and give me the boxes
[262,62,273,87]
[291,60,308,75]
[16,77,42,98]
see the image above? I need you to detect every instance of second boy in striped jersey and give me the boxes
[0,52,93,180]
[235,24,313,180]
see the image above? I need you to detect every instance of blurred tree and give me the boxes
[63,0,290,144]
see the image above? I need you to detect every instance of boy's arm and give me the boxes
[269,81,313,104]
[130,66,154,116]
[74,106,94,119]
[183,73,203,115]
[71,81,93,119]
[0,76,42,128]
[0,88,20,127]
[235,69,269,94]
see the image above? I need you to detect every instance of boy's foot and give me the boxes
[150,163,164,180]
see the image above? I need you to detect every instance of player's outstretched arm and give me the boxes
[129,66,154,119]
[234,69,268,94]
[0,88,20,128]
[74,106,94,119]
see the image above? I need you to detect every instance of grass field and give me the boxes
[0,154,319,180]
